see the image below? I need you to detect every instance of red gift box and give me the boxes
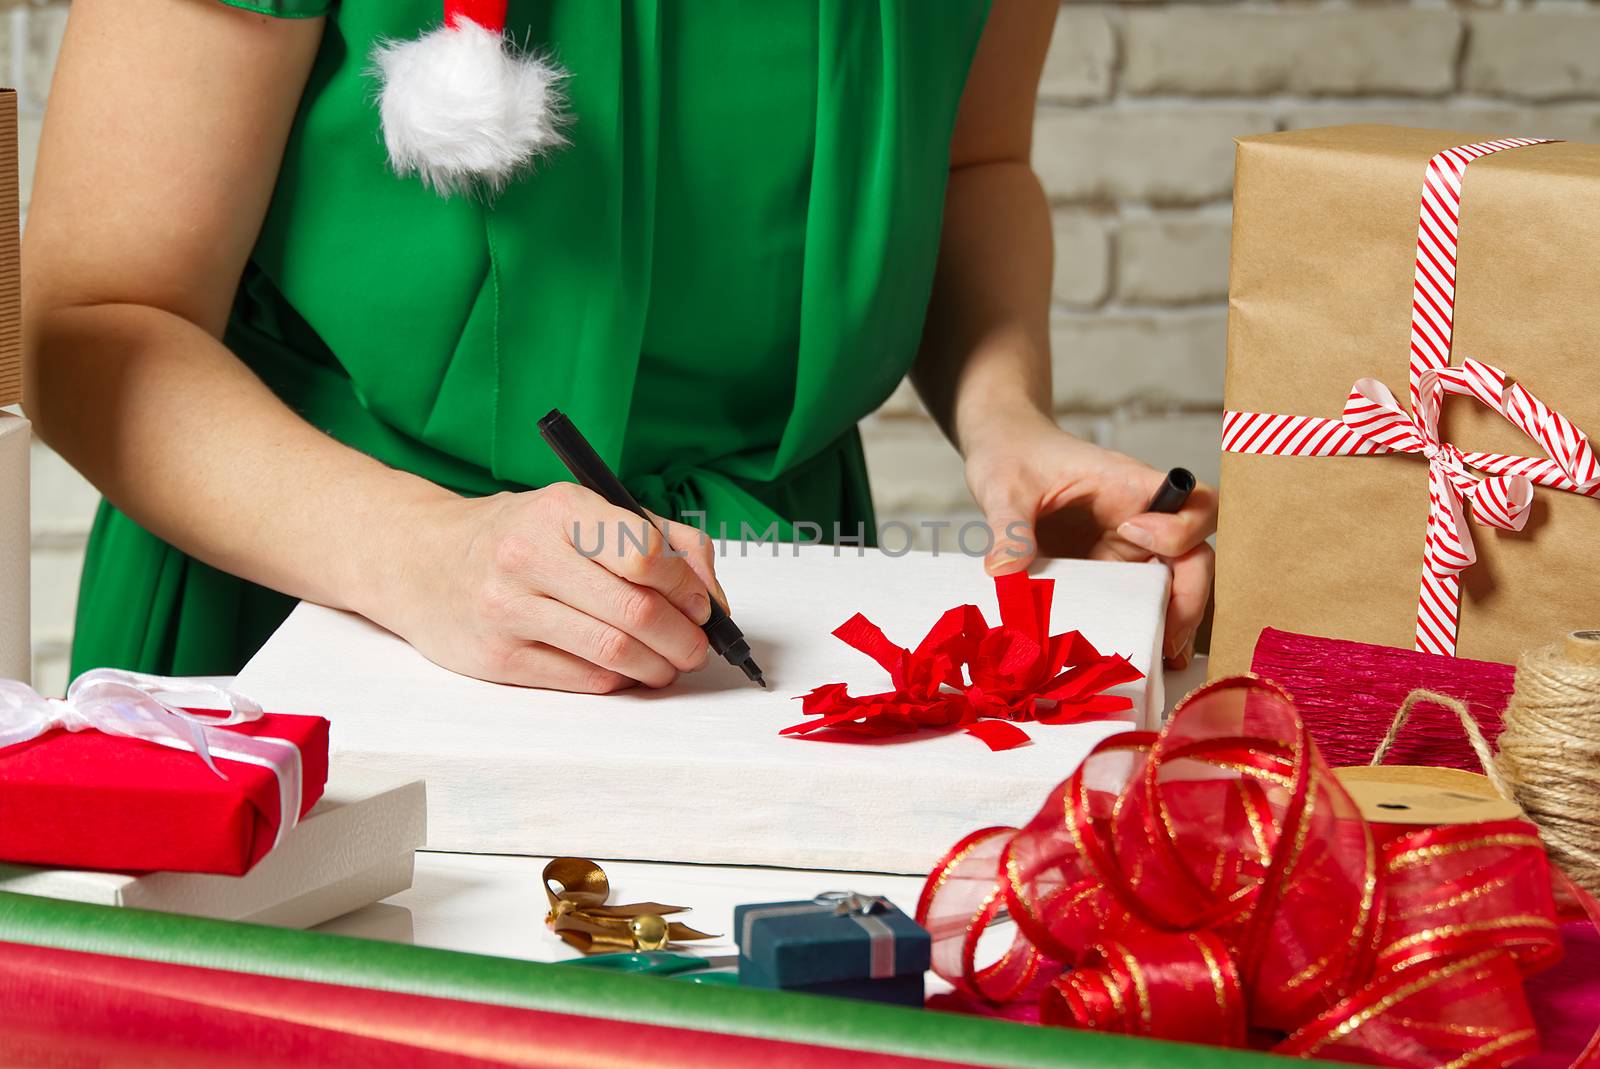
[0,674,328,876]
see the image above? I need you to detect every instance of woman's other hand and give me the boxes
[963,411,1217,670]
[377,485,724,693]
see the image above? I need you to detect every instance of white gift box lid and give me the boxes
[238,546,1167,874]
[0,767,426,928]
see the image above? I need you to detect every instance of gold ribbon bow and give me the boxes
[542,857,715,954]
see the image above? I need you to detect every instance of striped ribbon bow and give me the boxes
[1224,136,1600,657]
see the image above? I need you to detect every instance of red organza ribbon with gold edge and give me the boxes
[917,676,1580,1067]
[780,572,1145,752]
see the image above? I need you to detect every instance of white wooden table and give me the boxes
[314,660,1210,970]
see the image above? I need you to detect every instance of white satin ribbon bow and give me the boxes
[0,669,304,851]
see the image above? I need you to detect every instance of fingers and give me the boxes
[1115,483,1219,559]
[1088,538,1150,564]
[466,485,713,690]
[1162,542,1215,670]
[487,641,636,695]
[520,596,687,688]
[975,482,1039,575]
[549,557,711,677]
[656,513,728,609]
[542,491,712,673]
[576,504,714,626]
[984,515,1035,576]
[1091,530,1212,668]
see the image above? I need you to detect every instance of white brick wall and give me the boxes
[13,1,1598,689]
[1120,10,1463,97]
[864,0,1600,540]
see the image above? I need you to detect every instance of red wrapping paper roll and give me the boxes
[0,940,995,1069]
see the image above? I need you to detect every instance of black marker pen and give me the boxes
[1144,467,1196,515]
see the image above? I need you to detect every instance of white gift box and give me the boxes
[0,768,425,927]
[238,546,1167,874]
[0,413,27,684]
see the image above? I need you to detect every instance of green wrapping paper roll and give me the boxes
[0,892,1286,1069]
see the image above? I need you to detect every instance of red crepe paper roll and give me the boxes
[1249,628,1515,770]
[0,940,997,1069]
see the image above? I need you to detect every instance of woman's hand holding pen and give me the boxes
[380,485,725,693]
[962,410,1218,670]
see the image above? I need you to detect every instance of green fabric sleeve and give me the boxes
[0,892,1288,1069]
[212,0,332,18]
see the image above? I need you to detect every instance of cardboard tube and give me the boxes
[1563,631,1600,666]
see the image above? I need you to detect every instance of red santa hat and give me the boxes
[373,0,567,198]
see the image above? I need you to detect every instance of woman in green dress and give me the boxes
[23,0,1216,693]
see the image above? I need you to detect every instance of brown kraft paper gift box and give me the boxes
[0,88,26,683]
[1211,125,1600,678]
[0,88,16,410]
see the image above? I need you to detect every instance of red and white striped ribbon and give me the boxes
[1223,137,1600,657]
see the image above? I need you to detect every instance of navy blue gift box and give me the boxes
[733,893,930,1006]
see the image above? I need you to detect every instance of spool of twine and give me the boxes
[1372,630,1600,896]
[1497,630,1600,895]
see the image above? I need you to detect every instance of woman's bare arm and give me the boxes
[25,0,721,690]
[910,0,1056,454]
[24,0,429,611]
[912,1,1217,666]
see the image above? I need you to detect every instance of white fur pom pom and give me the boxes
[374,18,566,198]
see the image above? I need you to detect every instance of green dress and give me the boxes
[70,0,989,677]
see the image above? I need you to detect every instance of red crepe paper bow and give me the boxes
[917,676,1578,1068]
[780,573,1144,752]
